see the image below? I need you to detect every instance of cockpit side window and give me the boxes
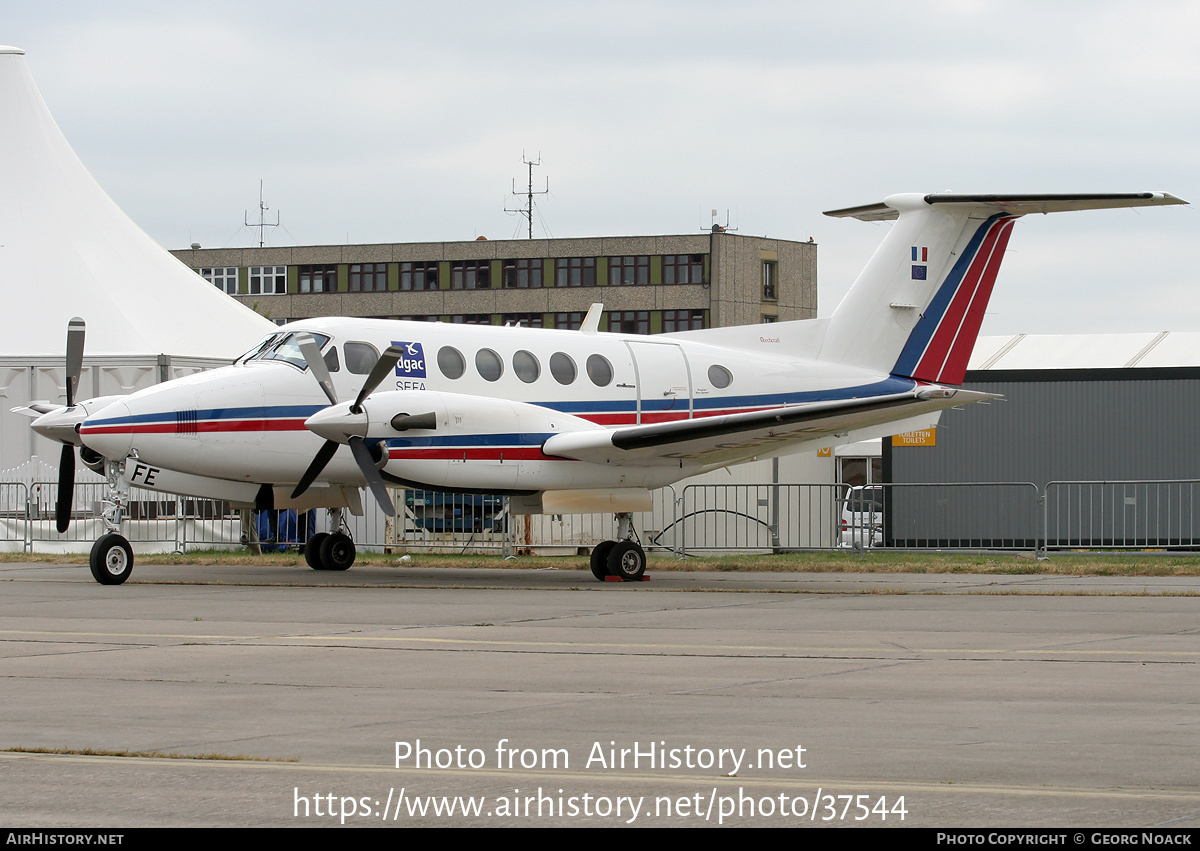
[344,341,379,375]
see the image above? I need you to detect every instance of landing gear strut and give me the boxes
[88,459,132,585]
[589,512,646,582]
[305,508,356,571]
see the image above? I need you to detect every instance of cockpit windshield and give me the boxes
[238,332,331,370]
[235,333,281,364]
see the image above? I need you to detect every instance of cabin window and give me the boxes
[550,352,576,385]
[513,350,540,383]
[475,348,503,381]
[708,364,732,389]
[438,346,465,379]
[344,342,378,375]
[586,354,613,387]
[323,346,340,372]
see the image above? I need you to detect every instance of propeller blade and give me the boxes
[295,332,338,406]
[64,317,85,408]
[351,346,404,414]
[349,437,395,517]
[292,439,340,499]
[55,443,75,533]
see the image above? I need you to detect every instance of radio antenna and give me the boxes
[504,153,549,239]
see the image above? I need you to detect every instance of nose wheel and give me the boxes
[89,533,133,585]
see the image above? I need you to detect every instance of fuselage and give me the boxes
[77,316,914,500]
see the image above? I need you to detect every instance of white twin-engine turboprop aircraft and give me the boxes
[23,192,1185,585]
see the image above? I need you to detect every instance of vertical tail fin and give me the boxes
[818,192,1185,386]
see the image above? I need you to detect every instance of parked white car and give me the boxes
[839,485,884,548]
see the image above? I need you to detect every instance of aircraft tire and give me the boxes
[590,541,615,581]
[304,533,329,570]
[320,532,355,571]
[606,541,646,581]
[89,533,133,585]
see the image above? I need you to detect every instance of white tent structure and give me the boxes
[0,46,275,472]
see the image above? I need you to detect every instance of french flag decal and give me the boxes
[911,245,928,279]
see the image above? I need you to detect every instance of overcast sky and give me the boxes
[5,0,1197,336]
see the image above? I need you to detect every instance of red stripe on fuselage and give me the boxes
[80,419,310,436]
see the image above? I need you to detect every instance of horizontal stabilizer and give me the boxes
[825,191,1186,221]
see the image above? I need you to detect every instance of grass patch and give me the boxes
[5,746,298,762]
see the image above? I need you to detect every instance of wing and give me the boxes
[542,388,996,469]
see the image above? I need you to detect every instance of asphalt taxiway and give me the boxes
[2,560,1198,827]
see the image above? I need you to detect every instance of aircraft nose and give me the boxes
[30,407,86,446]
[78,401,134,460]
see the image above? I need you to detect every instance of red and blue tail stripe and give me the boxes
[892,213,1016,385]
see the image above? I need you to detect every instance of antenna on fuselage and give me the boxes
[504,153,549,239]
[244,180,280,248]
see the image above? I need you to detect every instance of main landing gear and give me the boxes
[304,508,356,571]
[589,512,647,582]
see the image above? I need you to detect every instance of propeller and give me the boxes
[291,333,404,516]
[26,318,86,532]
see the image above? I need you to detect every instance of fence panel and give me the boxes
[1045,480,1200,549]
[883,482,1042,551]
[678,483,847,554]
[0,483,28,551]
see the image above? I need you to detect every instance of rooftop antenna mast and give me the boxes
[245,180,280,247]
[505,153,548,239]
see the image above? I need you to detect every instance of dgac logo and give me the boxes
[393,342,427,378]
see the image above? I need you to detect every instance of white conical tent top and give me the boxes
[0,46,274,358]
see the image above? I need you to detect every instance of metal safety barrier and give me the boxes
[1044,480,1200,550]
[8,478,1200,557]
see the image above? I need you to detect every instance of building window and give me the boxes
[762,260,778,301]
[554,257,595,287]
[200,267,238,294]
[503,313,545,328]
[662,309,706,332]
[451,260,491,289]
[446,314,493,325]
[349,263,387,292]
[503,258,543,288]
[608,255,649,286]
[662,254,704,285]
[607,310,650,335]
[554,312,585,330]
[299,264,337,294]
[400,262,439,291]
[248,266,286,295]
[397,315,440,322]
[762,314,777,323]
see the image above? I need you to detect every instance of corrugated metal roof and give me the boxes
[970,332,1200,370]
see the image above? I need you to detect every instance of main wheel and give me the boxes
[319,532,355,571]
[606,541,646,581]
[590,541,615,581]
[89,533,134,585]
[304,532,329,570]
